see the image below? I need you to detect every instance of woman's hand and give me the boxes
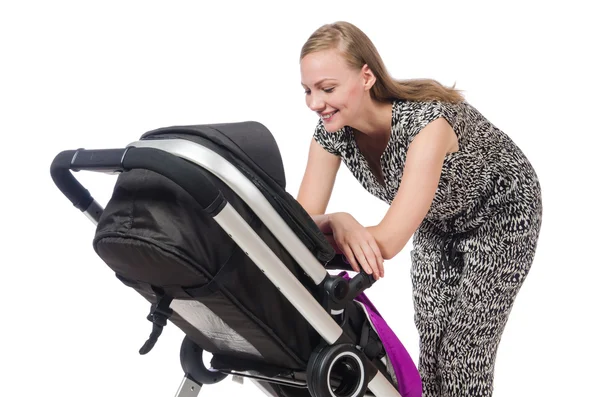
[327,212,384,279]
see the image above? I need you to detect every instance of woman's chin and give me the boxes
[320,110,346,132]
[322,120,345,133]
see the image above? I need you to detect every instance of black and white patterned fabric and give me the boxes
[313,99,543,396]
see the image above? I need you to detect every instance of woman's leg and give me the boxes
[436,200,542,396]
[410,229,462,397]
[411,193,542,396]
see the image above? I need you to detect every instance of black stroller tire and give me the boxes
[307,344,368,397]
[180,336,228,385]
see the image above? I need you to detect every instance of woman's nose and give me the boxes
[308,94,325,112]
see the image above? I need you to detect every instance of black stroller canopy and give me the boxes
[139,120,335,264]
[142,121,287,189]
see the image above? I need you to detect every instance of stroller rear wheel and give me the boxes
[180,336,228,385]
[307,344,368,397]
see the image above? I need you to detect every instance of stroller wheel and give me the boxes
[180,336,228,385]
[307,344,368,397]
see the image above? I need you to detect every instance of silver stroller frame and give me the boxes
[50,136,404,397]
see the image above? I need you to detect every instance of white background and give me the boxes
[1,1,598,396]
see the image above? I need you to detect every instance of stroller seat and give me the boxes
[50,121,422,397]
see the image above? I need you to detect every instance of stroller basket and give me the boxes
[50,121,421,397]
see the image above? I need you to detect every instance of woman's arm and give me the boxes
[296,138,341,216]
[310,213,333,233]
[296,140,383,276]
[368,117,458,259]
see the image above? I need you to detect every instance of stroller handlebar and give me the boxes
[50,147,226,216]
[50,149,97,211]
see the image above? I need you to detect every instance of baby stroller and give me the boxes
[50,121,422,397]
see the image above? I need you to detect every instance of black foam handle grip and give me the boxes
[50,149,97,210]
[50,146,226,215]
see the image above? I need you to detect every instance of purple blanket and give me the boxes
[338,272,422,397]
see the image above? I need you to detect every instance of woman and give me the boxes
[296,21,542,397]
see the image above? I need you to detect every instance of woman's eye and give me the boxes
[324,87,334,93]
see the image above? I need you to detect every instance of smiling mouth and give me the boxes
[321,110,338,120]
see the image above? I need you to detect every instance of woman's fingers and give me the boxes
[367,238,385,277]
[352,242,384,280]
[338,240,383,280]
[350,242,374,277]
[363,245,382,280]
[327,213,385,280]
[350,232,383,279]
[341,245,361,273]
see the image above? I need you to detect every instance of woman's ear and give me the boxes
[361,64,377,91]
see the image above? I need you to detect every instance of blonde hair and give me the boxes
[300,21,464,104]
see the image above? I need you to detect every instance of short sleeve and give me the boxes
[403,100,459,145]
[312,119,348,156]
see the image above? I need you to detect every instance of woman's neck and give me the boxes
[350,99,394,138]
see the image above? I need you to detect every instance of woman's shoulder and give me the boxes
[389,99,468,146]
[394,98,461,119]
[393,99,462,130]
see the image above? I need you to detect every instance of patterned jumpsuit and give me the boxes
[313,99,543,397]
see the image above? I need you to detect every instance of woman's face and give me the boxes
[300,48,369,132]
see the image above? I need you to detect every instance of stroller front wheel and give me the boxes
[307,344,368,397]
